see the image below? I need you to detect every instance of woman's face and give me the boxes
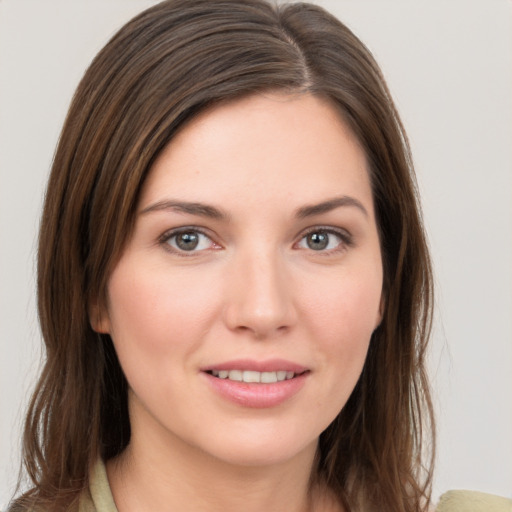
[95,93,383,468]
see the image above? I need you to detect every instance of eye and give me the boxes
[296,228,351,252]
[161,228,218,253]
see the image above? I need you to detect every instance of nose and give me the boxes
[222,248,297,339]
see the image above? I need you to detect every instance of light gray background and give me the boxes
[1,0,511,507]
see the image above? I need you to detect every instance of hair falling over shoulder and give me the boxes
[11,1,435,511]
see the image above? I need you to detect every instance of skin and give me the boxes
[93,92,384,512]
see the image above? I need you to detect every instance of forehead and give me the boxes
[139,92,373,217]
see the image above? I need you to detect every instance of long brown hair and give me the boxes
[12,1,434,510]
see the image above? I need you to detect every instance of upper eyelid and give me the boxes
[158,227,220,256]
[159,226,215,242]
[295,226,354,252]
[298,225,352,240]
[157,225,353,249]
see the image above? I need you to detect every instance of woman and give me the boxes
[11,0,436,510]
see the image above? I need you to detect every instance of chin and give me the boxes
[192,421,319,469]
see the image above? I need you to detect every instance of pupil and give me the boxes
[307,232,328,250]
[177,232,199,250]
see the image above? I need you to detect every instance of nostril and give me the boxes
[221,267,298,337]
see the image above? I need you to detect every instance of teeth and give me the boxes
[228,369,242,381]
[243,370,260,383]
[210,370,297,383]
[261,371,277,383]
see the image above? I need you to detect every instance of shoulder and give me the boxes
[4,459,114,512]
[5,494,83,512]
[82,459,117,512]
[436,490,512,512]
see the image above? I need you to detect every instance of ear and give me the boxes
[374,294,386,330]
[89,300,111,334]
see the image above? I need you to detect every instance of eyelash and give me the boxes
[158,226,353,256]
[159,227,219,256]
[296,227,354,255]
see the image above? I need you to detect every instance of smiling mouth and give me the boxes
[206,369,306,383]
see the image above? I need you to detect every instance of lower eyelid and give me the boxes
[297,229,353,248]
[158,227,352,254]
[159,228,218,253]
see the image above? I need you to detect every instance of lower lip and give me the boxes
[203,372,308,408]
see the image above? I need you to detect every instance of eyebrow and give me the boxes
[140,200,229,220]
[295,196,368,219]
[140,195,368,221]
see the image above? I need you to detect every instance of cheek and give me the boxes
[305,266,382,337]
[106,263,221,358]
[300,264,382,381]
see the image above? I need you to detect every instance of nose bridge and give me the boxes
[223,242,296,338]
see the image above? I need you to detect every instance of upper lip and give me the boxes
[200,359,308,373]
